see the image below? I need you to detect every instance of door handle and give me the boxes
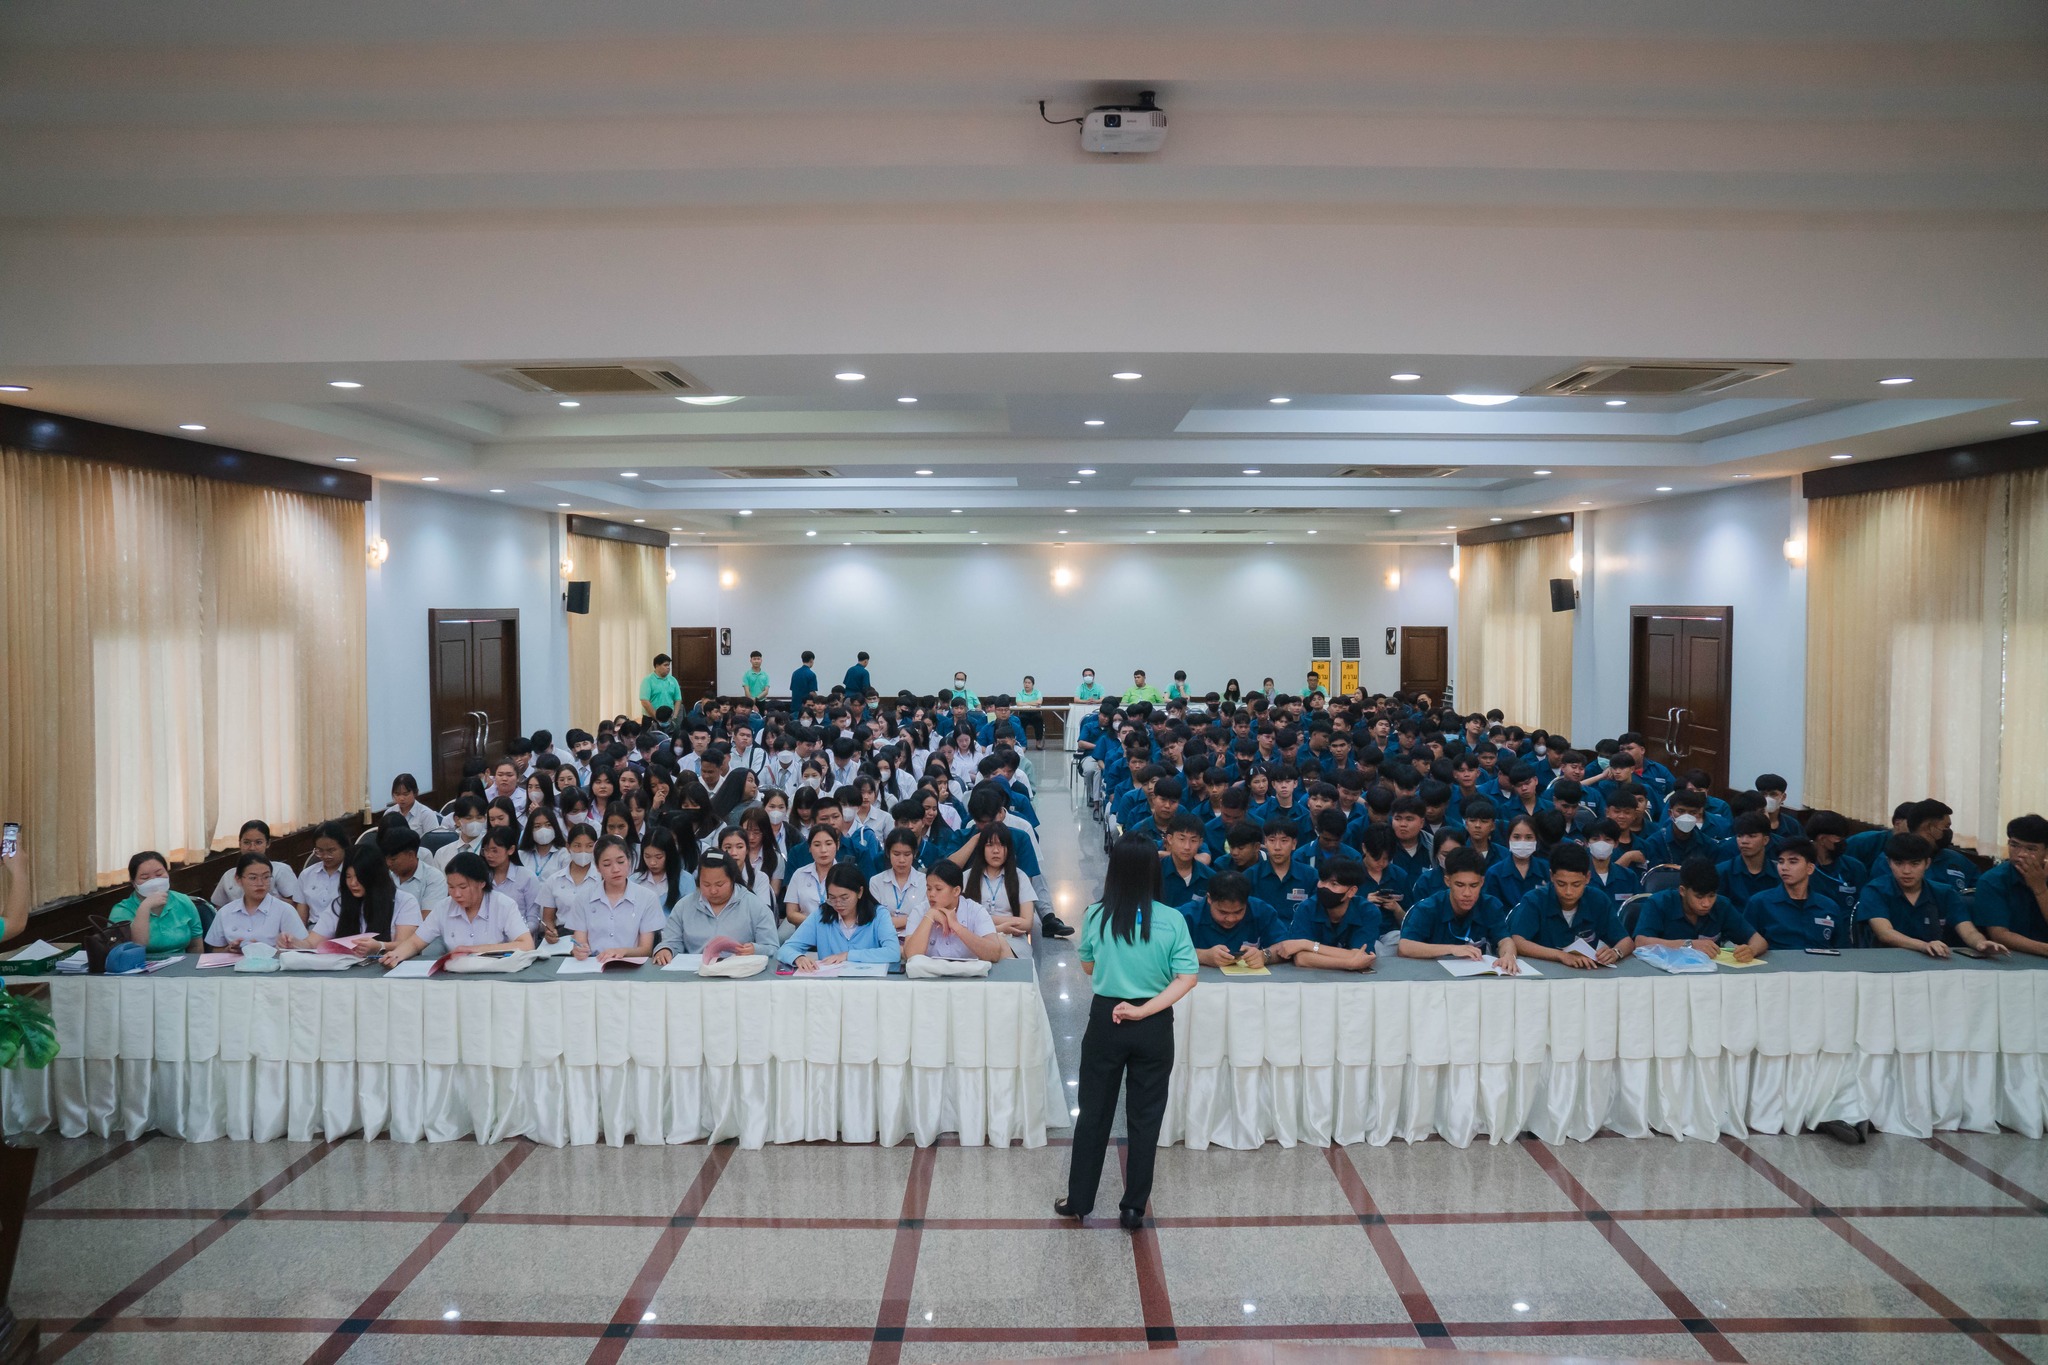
[1670,708,1691,760]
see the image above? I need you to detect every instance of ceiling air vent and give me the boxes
[709,467,839,480]
[1338,467,1462,479]
[477,362,711,396]
[1527,361,1791,398]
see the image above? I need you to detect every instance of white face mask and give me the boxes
[1509,838,1539,858]
[461,820,487,840]
[135,876,170,897]
[532,825,556,846]
[841,806,861,827]
[768,809,788,826]
[1588,839,1616,861]
[1765,795,1782,813]
[569,850,594,868]
[954,679,967,690]
[1673,813,1701,833]
[1083,674,1094,684]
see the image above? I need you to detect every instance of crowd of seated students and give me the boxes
[101,668,1076,971]
[1075,683,2048,975]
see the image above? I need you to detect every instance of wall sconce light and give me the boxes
[1051,566,1075,590]
[1783,537,1807,567]
[366,536,389,568]
[719,568,738,589]
[1568,553,1584,576]
[1384,568,1401,590]
[559,556,574,580]
[1448,562,1461,583]
[665,565,676,584]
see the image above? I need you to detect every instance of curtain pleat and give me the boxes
[1455,533,1573,735]
[566,535,667,728]
[1998,469,2048,840]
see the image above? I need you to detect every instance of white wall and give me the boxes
[1573,478,1807,799]
[668,542,1456,700]
[366,482,570,789]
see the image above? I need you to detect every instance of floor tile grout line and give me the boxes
[24,1132,157,1210]
[1719,1135,2031,1365]
[1924,1135,2048,1214]
[1119,1140,1178,1349]
[866,1140,938,1365]
[35,1136,348,1365]
[1324,1144,1452,1349]
[297,1139,537,1365]
[1519,1137,1747,1364]
[579,1141,736,1365]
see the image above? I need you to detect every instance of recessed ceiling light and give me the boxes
[914,468,933,476]
[1067,479,1081,485]
[672,526,683,530]
[558,400,580,408]
[1307,529,1317,535]
[1879,376,1913,385]
[843,541,852,546]
[737,509,753,516]
[1440,540,1449,545]
[1533,469,1552,476]
[1830,453,1854,461]
[1083,419,1105,426]
[1580,500,1593,505]
[1605,400,1627,407]
[834,371,865,381]
[421,476,440,483]
[1389,373,1421,382]
[1733,474,1753,479]
[805,529,817,536]
[1655,485,1674,492]
[898,396,918,404]
[1243,468,1261,475]
[1489,517,1503,522]
[0,384,29,392]
[1389,508,1403,513]
[633,518,646,523]
[178,423,206,431]
[1448,394,1517,406]
[557,502,571,507]
[1112,371,1142,380]
[1058,528,1067,534]
[1065,508,1078,514]
[335,457,358,463]
[1178,508,1191,514]
[1146,529,1157,535]
[620,471,638,478]
[1266,540,1275,545]
[678,395,743,405]
[2012,418,2040,426]
[490,488,506,494]
[1269,397,1291,404]
[1078,468,1096,476]
[327,380,362,389]
[951,508,962,514]
[1446,525,1457,530]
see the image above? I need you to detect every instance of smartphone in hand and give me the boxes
[1,823,17,860]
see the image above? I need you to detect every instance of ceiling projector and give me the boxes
[1079,91,1167,154]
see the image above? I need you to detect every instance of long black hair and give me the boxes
[637,826,687,909]
[823,862,878,927]
[1095,833,1163,944]
[335,844,399,938]
[965,820,1024,916]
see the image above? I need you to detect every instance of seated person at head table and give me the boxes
[778,863,904,973]
[652,850,781,963]
[109,850,207,952]
[1181,870,1285,969]
[561,835,666,962]
[378,852,535,967]
[1156,814,1215,908]
[1975,814,2048,958]
[901,861,1009,963]
[293,844,423,953]
[203,854,309,950]
[1397,847,1518,973]
[1632,858,1768,962]
[1855,833,2005,960]
[1267,858,1379,972]
[1506,842,1631,969]
[207,821,302,908]
[1743,838,1848,951]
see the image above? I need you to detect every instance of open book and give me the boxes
[1440,955,1540,978]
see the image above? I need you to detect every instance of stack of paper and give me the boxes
[555,955,648,975]
[658,953,705,973]
[196,952,243,969]
[1566,939,1619,968]
[1440,955,1540,978]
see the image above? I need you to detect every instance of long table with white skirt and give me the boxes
[2,956,1066,1149]
[1160,950,2048,1150]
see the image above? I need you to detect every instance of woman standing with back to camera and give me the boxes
[1057,833,1199,1230]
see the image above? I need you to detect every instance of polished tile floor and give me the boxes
[13,756,2048,1365]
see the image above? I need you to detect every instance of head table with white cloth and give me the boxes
[2,955,1065,1150]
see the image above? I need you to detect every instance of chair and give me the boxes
[422,829,459,854]
[1639,864,1682,896]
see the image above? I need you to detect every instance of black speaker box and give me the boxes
[1549,577,1577,612]
[565,580,591,614]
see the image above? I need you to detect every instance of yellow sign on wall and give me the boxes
[1339,659,1359,694]
[1308,659,1332,692]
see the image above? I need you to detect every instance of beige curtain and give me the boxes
[1999,469,2048,840]
[567,534,667,728]
[1456,532,1574,734]
[1805,474,2017,850]
[0,445,368,899]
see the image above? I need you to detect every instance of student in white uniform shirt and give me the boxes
[378,852,534,967]
[294,822,351,930]
[204,854,310,950]
[384,773,443,839]
[295,845,422,950]
[728,725,771,778]
[436,796,491,870]
[870,829,929,933]
[902,861,1009,963]
[519,808,567,884]
[538,822,601,943]
[783,824,842,934]
[480,827,544,935]
[651,851,782,961]
[965,822,1038,949]
[483,760,526,818]
[565,835,666,961]
[633,827,690,914]
[209,820,302,908]
[379,827,450,913]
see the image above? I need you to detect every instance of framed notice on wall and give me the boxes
[719,628,732,656]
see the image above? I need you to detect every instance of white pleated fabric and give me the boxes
[3,975,1067,1149]
[1157,969,2048,1149]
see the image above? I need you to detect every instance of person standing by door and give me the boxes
[640,653,682,721]
[1057,833,1199,1231]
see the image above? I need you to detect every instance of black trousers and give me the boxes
[1021,710,1045,743]
[1064,995,1175,1216]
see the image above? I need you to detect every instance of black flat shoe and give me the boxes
[1053,1197,1087,1219]
[1042,916,1075,939]
[1119,1207,1145,1231]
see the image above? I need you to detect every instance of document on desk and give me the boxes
[556,956,648,975]
[197,952,243,969]
[535,938,578,958]
[382,957,443,979]
[837,962,889,978]
[1713,947,1766,969]
[1566,939,1618,967]
[659,953,705,973]
[1219,962,1272,977]
[1440,955,1540,978]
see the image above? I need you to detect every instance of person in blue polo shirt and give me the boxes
[1125,775,1186,848]
[1716,812,1781,909]
[1302,808,1352,874]
[1978,813,2048,957]
[1844,802,1916,871]
[1745,838,1847,950]
[1616,731,1675,801]
[1800,810,1869,913]
[788,650,820,713]
[1641,789,1723,868]
[1247,819,1317,921]
[1633,859,1766,961]
[1857,833,2004,959]
[842,651,872,697]
[1386,795,1435,884]
[1398,847,1516,970]
[1157,814,1214,908]
[1268,858,1379,972]
[1584,820,1643,901]
[1507,843,1631,969]
[1897,799,1980,896]
[1183,871,1285,967]
[1250,764,1314,842]
[1484,813,1550,908]
[1352,825,1413,930]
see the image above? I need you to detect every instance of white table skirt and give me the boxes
[3,974,1067,1149]
[1160,967,2048,1149]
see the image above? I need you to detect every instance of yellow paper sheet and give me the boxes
[1714,948,1766,968]
[1219,962,1272,977]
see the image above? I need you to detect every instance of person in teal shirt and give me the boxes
[639,653,683,720]
[1167,670,1192,702]
[1016,675,1047,745]
[1059,834,1198,1230]
[740,649,772,700]
[109,850,206,952]
[1074,668,1103,701]
[947,669,980,710]
[1120,669,1165,706]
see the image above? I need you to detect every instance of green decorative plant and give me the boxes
[0,993,56,1070]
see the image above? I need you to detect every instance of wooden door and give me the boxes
[1399,626,1449,697]
[429,610,521,796]
[1628,607,1732,791]
[669,626,719,708]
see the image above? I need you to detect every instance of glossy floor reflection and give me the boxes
[14,757,2048,1365]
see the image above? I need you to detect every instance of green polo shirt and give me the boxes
[740,668,771,699]
[1121,684,1166,705]
[1080,900,1198,1000]
[108,890,206,951]
[639,671,683,714]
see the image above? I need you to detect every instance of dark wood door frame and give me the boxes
[428,608,521,800]
[1399,626,1450,698]
[669,626,719,711]
[1628,604,1734,792]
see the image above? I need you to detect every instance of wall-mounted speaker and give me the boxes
[565,580,591,614]
[1549,577,1578,613]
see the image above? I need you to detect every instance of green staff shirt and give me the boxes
[639,671,682,715]
[1079,899,1198,999]
[108,890,206,951]
[740,668,771,699]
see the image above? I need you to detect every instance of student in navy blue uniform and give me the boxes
[1456,797,1505,868]
[1268,858,1379,972]
[1545,777,1599,837]
[1302,809,1352,874]
[1715,812,1781,909]
[1125,776,1185,848]
[1250,764,1315,842]
[1507,843,1632,969]
[1977,814,2048,957]
[1203,788,1252,858]
[1484,812,1550,909]
[1898,799,1981,896]
[1843,802,1915,873]
[842,651,872,697]
[1399,847,1517,970]
[1386,795,1435,884]
[1406,826,1466,906]
[1352,825,1413,929]
[1745,839,1848,950]
[1633,859,1766,961]
[1616,731,1676,801]
[1213,820,1265,883]
[1497,761,1544,824]
[789,651,820,714]
[977,697,1028,749]
[1755,773,1803,846]
[1856,833,2004,959]
[1601,786,1655,868]
[1247,819,1317,922]
[1642,789,1723,867]
[1183,871,1285,967]
[1801,810,1869,912]
[1678,769,1735,839]
[1156,814,1214,908]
